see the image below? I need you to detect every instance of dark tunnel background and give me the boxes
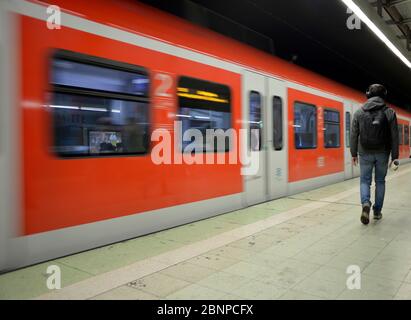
[141,0,411,111]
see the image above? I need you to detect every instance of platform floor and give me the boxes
[1,164,411,300]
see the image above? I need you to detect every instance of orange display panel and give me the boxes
[288,88,344,182]
[20,16,242,235]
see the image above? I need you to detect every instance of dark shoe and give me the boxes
[373,210,383,220]
[361,203,370,225]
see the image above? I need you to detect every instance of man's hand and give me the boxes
[352,157,358,166]
[390,159,399,169]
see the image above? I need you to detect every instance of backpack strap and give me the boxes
[384,107,394,122]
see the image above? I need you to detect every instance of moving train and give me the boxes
[0,0,410,271]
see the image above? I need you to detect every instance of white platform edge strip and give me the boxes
[35,165,411,300]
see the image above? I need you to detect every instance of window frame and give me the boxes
[176,75,232,153]
[249,90,262,152]
[345,111,351,148]
[293,101,318,150]
[404,124,410,146]
[399,124,404,145]
[51,49,150,103]
[49,49,151,158]
[323,107,341,149]
[272,95,283,151]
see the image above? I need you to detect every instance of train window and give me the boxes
[294,102,317,149]
[404,125,409,146]
[323,109,340,148]
[52,59,148,96]
[50,50,150,157]
[399,124,404,145]
[345,112,351,148]
[273,96,283,150]
[177,76,231,152]
[249,91,262,151]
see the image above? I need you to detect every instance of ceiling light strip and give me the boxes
[341,0,411,68]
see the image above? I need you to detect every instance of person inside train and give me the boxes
[350,84,399,225]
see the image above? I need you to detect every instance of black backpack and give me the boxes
[360,107,389,150]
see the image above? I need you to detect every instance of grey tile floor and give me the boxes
[1,164,411,300]
[93,166,411,300]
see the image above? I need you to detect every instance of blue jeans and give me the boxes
[359,153,389,212]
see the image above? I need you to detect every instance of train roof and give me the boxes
[32,0,410,117]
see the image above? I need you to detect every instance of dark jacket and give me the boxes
[350,97,399,160]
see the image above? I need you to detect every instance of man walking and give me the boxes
[350,84,399,225]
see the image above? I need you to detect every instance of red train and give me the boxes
[0,0,410,271]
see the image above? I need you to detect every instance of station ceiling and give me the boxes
[140,0,411,111]
[376,0,411,54]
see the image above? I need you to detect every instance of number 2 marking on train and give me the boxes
[154,73,173,98]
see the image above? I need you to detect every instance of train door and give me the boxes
[266,78,288,199]
[243,70,267,206]
[344,101,353,179]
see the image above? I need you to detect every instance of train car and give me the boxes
[0,0,410,271]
